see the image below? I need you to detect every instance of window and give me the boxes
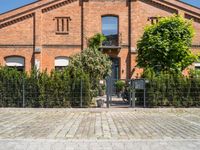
[102,16,118,46]
[5,56,25,71]
[194,62,200,70]
[55,17,71,34]
[147,17,161,24]
[55,56,69,71]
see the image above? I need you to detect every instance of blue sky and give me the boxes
[0,0,200,14]
[182,0,200,8]
[0,0,37,14]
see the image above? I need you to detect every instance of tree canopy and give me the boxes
[137,15,197,73]
[69,34,112,90]
[69,47,111,81]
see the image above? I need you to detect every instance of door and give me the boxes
[110,57,120,95]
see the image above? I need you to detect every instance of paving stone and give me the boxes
[0,108,200,149]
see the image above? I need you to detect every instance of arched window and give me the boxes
[102,16,119,46]
[194,62,200,70]
[55,56,69,70]
[5,56,25,71]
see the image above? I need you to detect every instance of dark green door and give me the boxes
[110,57,120,94]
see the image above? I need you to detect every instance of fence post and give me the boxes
[22,77,25,108]
[132,90,136,108]
[80,79,83,108]
[143,79,146,108]
[106,76,110,108]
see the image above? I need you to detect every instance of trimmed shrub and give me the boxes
[143,69,200,107]
[0,67,91,108]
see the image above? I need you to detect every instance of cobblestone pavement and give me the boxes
[1,139,200,150]
[0,108,200,149]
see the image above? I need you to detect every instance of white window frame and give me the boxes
[194,62,200,70]
[5,56,25,71]
[5,56,25,67]
[55,56,69,70]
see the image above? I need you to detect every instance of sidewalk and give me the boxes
[0,108,200,149]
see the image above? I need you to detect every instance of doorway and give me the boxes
[110,57,120,95]
[106,57,129,107]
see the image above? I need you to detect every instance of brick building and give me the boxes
[0,0,200,80]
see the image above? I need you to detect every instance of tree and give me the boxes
[69,34,112,97]
[69,47,112,86]
[87,33,106,49]
[137,15,197,73]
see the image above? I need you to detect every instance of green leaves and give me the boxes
[69,33,112,96]
[0,67,91,108]
[143,69,200,107]
[69,45,112,90]
[137,15,197,73]
[88,33,107,49]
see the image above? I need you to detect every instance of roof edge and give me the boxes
[156,0,200,17]
[0,0,66,23]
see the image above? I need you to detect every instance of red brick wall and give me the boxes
[0,15,34,71]
[41,47,80,72]
[130,0,200,78]
[41,1,81,45]
[83,0,129,79]
[0,0,200,79]
[0,17,33,45]
[192,22,200,45]
[0,47,33,72]
[130,0,176,78]
[39,0,82,72]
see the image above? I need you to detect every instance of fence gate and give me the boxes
[106,77,147,108]
[130,79,146,108]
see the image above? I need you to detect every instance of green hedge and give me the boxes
[0,67,91,108]
[143,69,200,107]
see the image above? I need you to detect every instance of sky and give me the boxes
[0,0,37,14]
[182,0,200,8]
[0,0,200,14]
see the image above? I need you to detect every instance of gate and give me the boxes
[129,79,147,108]
[105,77,147,108]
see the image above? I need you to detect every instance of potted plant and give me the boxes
[115,80,126,98]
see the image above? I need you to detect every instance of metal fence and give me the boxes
[0,78,91,108]
[2,76,200,108]
[129,78,200,107]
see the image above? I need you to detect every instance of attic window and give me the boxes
[147,17,161,24]
[54,17,71,34]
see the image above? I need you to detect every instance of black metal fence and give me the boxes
[0,78,91,108]
[131,78,200,108]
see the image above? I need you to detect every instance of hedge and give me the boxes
[0,67,91,108]
[143,69,200,107]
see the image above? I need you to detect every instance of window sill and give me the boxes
[99,46,121,49]
[56,32,69,35]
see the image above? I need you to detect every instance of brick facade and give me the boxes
[0,0,200,79]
